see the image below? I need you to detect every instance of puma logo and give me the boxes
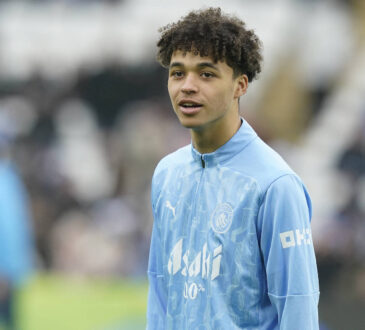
[165,200,176,217]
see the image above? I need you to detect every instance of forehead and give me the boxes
[170,50,232,73]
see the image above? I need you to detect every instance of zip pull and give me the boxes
[201,156,205,168]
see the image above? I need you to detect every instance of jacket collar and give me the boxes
[191,118,257,168]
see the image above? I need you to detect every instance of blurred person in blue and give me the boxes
[147,7,319,329]
[0,135,34,330]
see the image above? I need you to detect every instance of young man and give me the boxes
[147,7,319,329]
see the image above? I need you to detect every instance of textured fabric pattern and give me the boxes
[147,119,319,329]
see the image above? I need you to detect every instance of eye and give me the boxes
[201,71,215,78]
[170,71,184,78]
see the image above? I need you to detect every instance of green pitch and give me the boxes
[15,274,148,330]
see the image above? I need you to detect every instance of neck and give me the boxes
[191,113,241,154]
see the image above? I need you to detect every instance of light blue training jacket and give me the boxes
[147,119,320,329]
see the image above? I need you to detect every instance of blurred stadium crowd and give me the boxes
[0,0,365,328]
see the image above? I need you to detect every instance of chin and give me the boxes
[177,116,205,130]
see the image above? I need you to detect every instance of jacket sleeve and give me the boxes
[146,176,167,329]
[257,174,320,330]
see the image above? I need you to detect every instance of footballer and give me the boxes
[147,7,320,329]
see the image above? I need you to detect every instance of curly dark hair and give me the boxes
[157,7,263,82]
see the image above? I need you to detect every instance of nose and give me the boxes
[181,73,198,94]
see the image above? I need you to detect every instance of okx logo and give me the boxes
[280,228,312,248]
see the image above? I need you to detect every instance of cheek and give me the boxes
[211,87,234,109]
[167,83,177,101]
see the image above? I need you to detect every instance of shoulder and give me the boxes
[265,173,310,204]
[0,161,22,193]
[228,136,298,193]
[151,144,191,199]
[153,144,191,178]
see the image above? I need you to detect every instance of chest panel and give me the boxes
[155,164,264,328]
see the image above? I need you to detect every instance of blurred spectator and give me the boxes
[338,130,365,180]
[0,137,34,330]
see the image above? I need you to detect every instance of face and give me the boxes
[167,51,247,131]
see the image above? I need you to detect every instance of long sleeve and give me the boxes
[257,174,320,329]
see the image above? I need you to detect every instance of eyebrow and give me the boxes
[169,61,220,71]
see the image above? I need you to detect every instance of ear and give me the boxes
[234,74,249,99]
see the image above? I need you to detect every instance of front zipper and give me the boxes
[183,154,206,327]
[190,155,206,223]
[201,155,205,168]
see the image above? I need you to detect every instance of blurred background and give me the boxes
[0,0,364,329]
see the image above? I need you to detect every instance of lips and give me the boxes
[178,100,203,115]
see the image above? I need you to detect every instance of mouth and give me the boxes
[178,100,203,115]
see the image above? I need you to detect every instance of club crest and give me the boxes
[211,203,233,233]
